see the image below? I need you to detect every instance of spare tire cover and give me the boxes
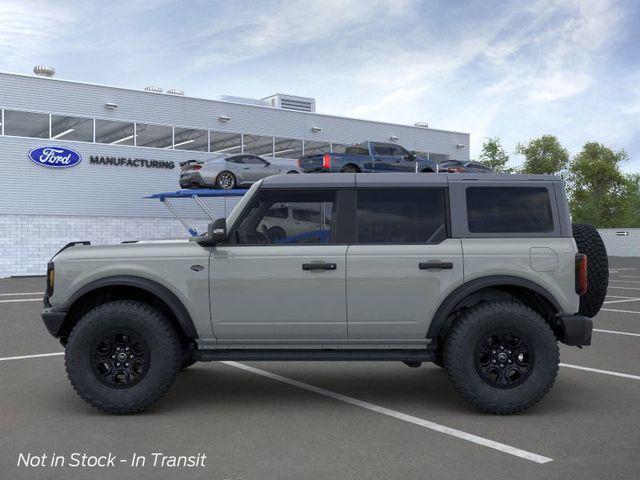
[572,223,609,317]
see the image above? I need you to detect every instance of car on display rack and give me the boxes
[298,141,439,173]
[179,154,300,190]
[42,173,608,415]
[438,159,493,173]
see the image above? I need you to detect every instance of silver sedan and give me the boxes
[179,154,300,190]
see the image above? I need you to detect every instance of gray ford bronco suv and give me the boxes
[41,173,608,414]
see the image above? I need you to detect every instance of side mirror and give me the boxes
[209,218,228,243]
[196,218,227,246]
[404,151,416,161]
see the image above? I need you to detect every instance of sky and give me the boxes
[1,0,639,170]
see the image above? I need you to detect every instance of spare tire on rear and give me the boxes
[572,223,608,317]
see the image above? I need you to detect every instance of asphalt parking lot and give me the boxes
[1,257,639,480]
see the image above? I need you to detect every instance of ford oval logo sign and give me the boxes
[28,146,82,168]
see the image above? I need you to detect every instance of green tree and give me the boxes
[516,135,569,175]
[568,142,634,227]
[478,137,513,173]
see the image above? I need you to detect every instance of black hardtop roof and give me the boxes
[260,173,562,189]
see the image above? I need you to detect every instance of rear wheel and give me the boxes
[444,301,559,414]
[341,164,360,173]
[215,171,236,190]
[286,170,299,174]
[572,223,608,317]
[65,300,182,414]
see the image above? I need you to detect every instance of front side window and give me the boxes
[356,189,447,244]
[466,187,554,233]
[234,190,335,244]
[4,110,49,138]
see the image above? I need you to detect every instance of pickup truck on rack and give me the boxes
[41,173,608,415]
[298,141,439,173]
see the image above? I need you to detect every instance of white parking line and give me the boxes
[594,328,640,337]
[603,297,640,305]
[601,308,640,315]
[0,298,42,304]
[223,361,553,464]
[0,292,44,296]
[0,352,63,362]
[609,280,640,285]
[617,275,640,279]
[607,285,640,292]
[560,363,640,381]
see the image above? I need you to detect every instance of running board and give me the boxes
[193,349,436,362]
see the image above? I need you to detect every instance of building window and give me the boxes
[135,123,172,149]
[273,137,303,159]
[51,115,93,142]
[243,134,274,156]
[303,140,331,156]
[173,127,208,151]
[3,110,49,138]
[211,131,242,154]
[95,119,135,145]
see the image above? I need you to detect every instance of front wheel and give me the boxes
[444,301,559,414]
[65,300,182,414]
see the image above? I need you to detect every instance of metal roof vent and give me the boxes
[262,94,316,112]
[33,65,55,77]
[167,88,185,96]
[144,85,163,93]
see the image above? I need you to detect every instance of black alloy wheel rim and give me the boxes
[91,330,150,388]
[474,329,534,388]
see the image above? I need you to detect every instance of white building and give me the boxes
[0,70,470,277]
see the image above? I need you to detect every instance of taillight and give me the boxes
[322,153,331,169]
[297,159,301,168]
[445,167,462,173]
[575,254,588,295]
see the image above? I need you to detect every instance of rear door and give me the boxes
[346,185,463,339]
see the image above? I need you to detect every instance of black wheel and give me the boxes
[215,171,236,190]
[341,164,360,173]
[572,223,608,317]
[444,301,559,414]
[268,226,287,241]
[65,300,182,414]
[286,170,299,174]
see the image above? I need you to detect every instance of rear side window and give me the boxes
[356,189,447,244]
[466,187,554,233]
[345,147,369,156]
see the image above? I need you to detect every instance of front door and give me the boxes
[346,187,464,339]
[210,188,348,339]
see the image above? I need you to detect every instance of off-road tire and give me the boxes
[572,223,608,318]
[65,300,182,414]
[444,301,559,414]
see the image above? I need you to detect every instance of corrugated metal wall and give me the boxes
[0,72,469,219]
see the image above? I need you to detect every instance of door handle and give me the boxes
[302,262,337,271]
[419,262,453,270]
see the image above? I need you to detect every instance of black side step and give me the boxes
[193,349,436,362]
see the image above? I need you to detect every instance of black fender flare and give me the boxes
[64,275,198,338]
[426,275,561,340]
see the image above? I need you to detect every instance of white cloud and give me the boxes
[0,0,74,69]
